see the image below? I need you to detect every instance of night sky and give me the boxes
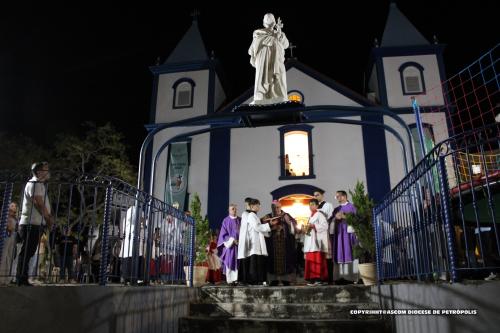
[1,1,498,165]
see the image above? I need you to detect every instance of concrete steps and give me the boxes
[199,285,373,304]
[179,317,389,333]
[190,301,381,319]
[179,285,391,333]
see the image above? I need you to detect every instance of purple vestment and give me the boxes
[332,202,358,263]
[217,216,240,273]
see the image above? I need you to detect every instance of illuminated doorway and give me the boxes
[271,184,325,230]
[279,194,314,228]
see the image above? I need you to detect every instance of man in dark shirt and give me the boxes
[57,227,77,282]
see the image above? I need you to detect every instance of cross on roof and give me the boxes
[288,42,297,59]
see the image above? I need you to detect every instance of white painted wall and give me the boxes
[382,55,445,108]
[228,121,367,215]
[151,126,210,216]
[155,70,209,123]
[244,67,363,107]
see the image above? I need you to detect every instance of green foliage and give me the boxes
[0,123,136,183]
[51,122,137,230]
[1,123,136,232]
[346,181,376,263]
[52,122,136,183]
[190,193,210,265]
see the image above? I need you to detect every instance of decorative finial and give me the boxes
[211,50,215,59]
[190,9,200,22]
[155,56,161,66]
[433,35,439,44]
[288,42,297,59]
[374,38,379,48]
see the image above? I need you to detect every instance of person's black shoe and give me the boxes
[17,280,33,287]
[282,281,290,286]
[270,280,279,286]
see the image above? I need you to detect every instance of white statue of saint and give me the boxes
[248,13,289,105]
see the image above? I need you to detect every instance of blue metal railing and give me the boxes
[374,123,500,283]
[0,173,195,286]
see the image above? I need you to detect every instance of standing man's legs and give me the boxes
[66,255,74,281]
[16,225,41,285]
[327,234,335,284]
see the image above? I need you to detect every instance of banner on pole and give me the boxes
[165,142,189,211]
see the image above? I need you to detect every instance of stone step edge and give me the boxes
[197,299,372,304]
[192,302,380,307]
[181,316,387,323]
[201,286,371,290]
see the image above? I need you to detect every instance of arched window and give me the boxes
[172,78,195,109]
[287,90,304,104]
[398,62,425,95]
[409,123,435,160]
[278,125,315,180]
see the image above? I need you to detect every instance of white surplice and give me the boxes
[237,211,271,258]
[303,211,329,254]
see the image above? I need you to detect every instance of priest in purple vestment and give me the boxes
[331,190,359,283]
[217,204,241,285]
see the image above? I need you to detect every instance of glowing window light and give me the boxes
[472,164,482,175]
[288,93,302,103]
[284,131,309,176]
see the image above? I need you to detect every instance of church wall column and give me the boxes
[207,128,231,229]
[362,114,391,203]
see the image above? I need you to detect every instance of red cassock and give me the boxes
[304,251,328,281]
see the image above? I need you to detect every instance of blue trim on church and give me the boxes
[361,114,391,204]
[375,56,389,106]
[207,127,231,230]
[207,60,230,229]
[270,184,324,200]
[371,44,445,59]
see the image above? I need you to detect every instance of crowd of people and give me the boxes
[0,162,80,286]
[213,189,359,286]
[0,160,360,287]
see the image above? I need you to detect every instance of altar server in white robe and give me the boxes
[237,198,278,285]
[303,199,330,286]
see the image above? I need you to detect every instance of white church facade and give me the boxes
[143,4,449,229]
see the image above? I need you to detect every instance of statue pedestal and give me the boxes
[232,101,305,126]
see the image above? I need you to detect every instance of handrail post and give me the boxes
[188,216,195,287]
[373,207,382,284]
[0,182,14,268]
[99,185,113,286]
[437,155,458,282]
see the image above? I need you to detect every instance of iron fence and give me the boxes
[0,173,195,286]
[374,123,500,283]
